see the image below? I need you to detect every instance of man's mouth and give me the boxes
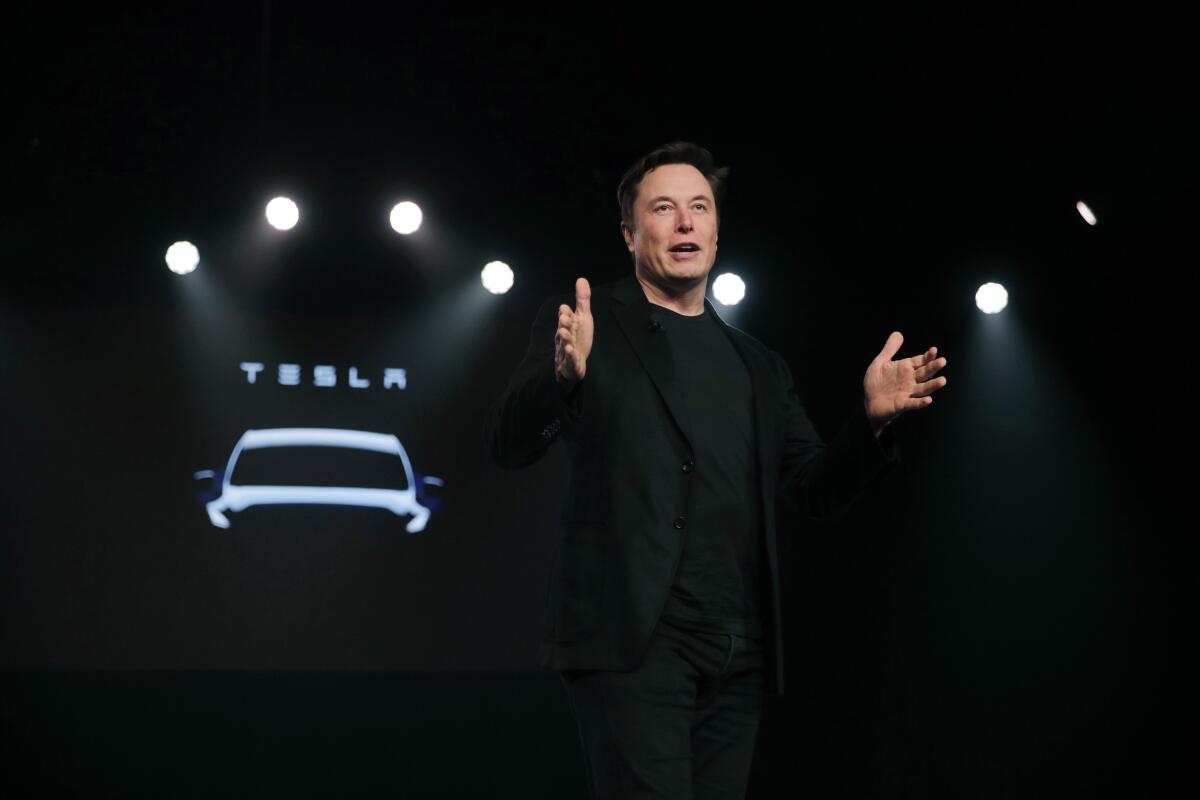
[669,243,701,252]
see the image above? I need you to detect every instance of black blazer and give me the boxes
[485,272,899,695]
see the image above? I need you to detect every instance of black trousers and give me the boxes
[560,616,767,799]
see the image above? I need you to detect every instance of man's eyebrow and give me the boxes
[645,194,713,206]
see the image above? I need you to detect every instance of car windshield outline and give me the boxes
[193,427,442,532]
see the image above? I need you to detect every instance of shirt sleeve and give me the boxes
[484,294,584,469]
[771,349,900,521]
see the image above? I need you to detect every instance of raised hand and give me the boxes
[862,331,948,431]
[554,277,594,387]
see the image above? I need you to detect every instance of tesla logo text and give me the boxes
[240,363,407,390]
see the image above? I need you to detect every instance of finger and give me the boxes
[911,376,947,397]
[575,277,592,317]
[908,346,937,369]
[915,356,947,380]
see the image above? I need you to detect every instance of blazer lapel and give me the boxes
[704,292,783,576]
[705,297,779,498]
[610,274,696,452]
[609,273,780,481]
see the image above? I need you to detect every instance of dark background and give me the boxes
[2,5,1193,797]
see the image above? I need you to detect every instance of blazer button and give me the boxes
[673,516,687,530]
[681,460,694,473]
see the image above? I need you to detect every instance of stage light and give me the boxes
[1076,200,1097,226]
[165,241,200,275]
[711,272,746,306]
[975,282,1009,314]
[390,201,423,234]
[481,261,514,294]
[265,197,300,230]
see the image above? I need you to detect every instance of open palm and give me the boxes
[555,277,593,386]
[863,331,948,429]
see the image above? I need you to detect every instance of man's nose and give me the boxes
[676,209,694,231]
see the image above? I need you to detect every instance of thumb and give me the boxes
[575,277,592,317]
[878,330,903,361]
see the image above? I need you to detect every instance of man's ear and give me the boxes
[621,221,635,252]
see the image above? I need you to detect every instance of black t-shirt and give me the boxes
[655,304,768,640]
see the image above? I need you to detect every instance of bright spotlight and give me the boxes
[165,241,200,275]
[481,261,514,294]
[975,282,1009,314]
[1076,200,1097,226]
[711,272,746,306]
[265,197,300,230]
[390,201,423,234]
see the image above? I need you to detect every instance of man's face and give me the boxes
[621,163,718,290]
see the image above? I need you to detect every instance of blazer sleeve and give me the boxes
[771,349,900,522]
[484,294,585,469]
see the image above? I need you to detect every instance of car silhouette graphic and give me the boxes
[193,427,442,532]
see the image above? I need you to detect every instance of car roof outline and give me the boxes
[236,428,404,455]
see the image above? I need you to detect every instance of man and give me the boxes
[485,142,947,799]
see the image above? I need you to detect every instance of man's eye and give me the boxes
[655,205,670,212]
[693,204,708,211]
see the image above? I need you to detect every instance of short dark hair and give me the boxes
[617,141,729,232]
